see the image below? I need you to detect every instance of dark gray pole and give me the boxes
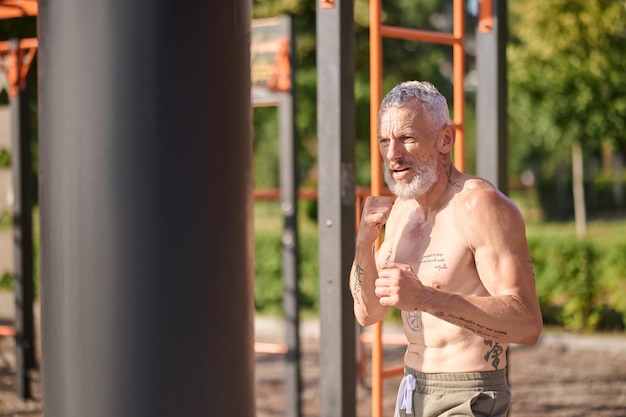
[10,40,36,399]
[38,2,255,417]
[279,16,302,417]
[476,0,508,193]
[316,0,357,416]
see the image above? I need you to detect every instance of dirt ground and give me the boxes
[255,331,626,417]
[0,330,625,416]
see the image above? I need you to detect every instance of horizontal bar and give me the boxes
[380,364,404,379]
[254,342,289,355]
[381,25,461,46]
[0,37,38,53]
[0,325,16,337]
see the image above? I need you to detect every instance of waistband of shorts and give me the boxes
[404,367,508,391]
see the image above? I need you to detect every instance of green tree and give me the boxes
[508,0,626,235]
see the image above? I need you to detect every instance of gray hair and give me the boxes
[379,81,451,129]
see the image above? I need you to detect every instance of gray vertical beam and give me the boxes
[279,15,302,417]
[476,0,508,193]
[38,1,255,417]
[10,40,36,399]
[316,0,357,416]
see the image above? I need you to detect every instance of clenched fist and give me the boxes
[357,196,393,246]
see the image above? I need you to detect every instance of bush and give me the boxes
[529,237,626,332]
[254,227,319,316]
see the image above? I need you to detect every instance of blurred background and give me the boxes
[0,0,625,337]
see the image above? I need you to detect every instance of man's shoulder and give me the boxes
[452,175,515,213]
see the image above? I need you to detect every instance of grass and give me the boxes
[509,189,626,244]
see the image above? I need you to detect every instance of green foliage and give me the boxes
[254,232,285,315]
[253,106,280,189]
[0,272,13,291]
[529,236,626,332]
[508,0,626,179]
[254,200,319,315]
[0,151,11,168]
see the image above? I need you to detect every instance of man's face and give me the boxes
[378,101,439,200]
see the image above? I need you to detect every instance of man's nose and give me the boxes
[386,139,403,161]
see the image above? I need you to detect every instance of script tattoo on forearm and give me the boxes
[353,264,364,303]
[484,339,504,369]
[447,313,508,340]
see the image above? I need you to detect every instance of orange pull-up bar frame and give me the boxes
[367,1,466,416]
[0,0,37,19]
[0,37,38,99]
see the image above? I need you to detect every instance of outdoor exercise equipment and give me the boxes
[317,1,507,416]
[38,1,255,416]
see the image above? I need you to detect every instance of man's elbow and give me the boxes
[354,307,384,327]
[518,318,543,346]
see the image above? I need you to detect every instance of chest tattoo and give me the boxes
[421,253,448,272]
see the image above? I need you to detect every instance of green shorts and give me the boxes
[394,367,510,417]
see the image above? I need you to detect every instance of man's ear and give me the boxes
[438,125,456,153]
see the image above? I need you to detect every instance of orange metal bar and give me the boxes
[478,0,494,33]
[380,364,404,379]
[0,325,16,337]
[452,0,465,172]
[0,38,38,99]
[0,37,38,52]
[381,25,461,46]
[367,1,466,416]
[0,0,38,19]
[369,0,384,414]
[254,342,289,355]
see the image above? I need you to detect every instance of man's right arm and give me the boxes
[350,196,393,326]
[350,243,389,326]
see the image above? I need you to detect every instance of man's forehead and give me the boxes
[379,102,429,128]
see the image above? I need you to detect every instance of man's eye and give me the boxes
[379,138,390,145]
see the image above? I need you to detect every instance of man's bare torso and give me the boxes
[375,180,509,373]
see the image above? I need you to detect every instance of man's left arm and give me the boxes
[432,188,543,345]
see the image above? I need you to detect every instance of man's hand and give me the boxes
[357,196,393,246]
[374,263,430,311]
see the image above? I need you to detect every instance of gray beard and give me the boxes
[383,158,438,200]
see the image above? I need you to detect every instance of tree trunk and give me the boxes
[572,139,587,238]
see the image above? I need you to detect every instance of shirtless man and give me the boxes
[350,81,543,417]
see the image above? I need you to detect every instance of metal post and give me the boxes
[38,1,255,417]
[477,0,508,192]
[10,40,36,399]
[279,16,302,417]
[316,0,357,416]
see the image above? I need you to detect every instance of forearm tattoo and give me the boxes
[352,264,364,303]
[438,312,508,340]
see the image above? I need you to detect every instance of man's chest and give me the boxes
[377,216,476,290]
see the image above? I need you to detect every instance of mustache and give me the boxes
[384,160,414,170]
